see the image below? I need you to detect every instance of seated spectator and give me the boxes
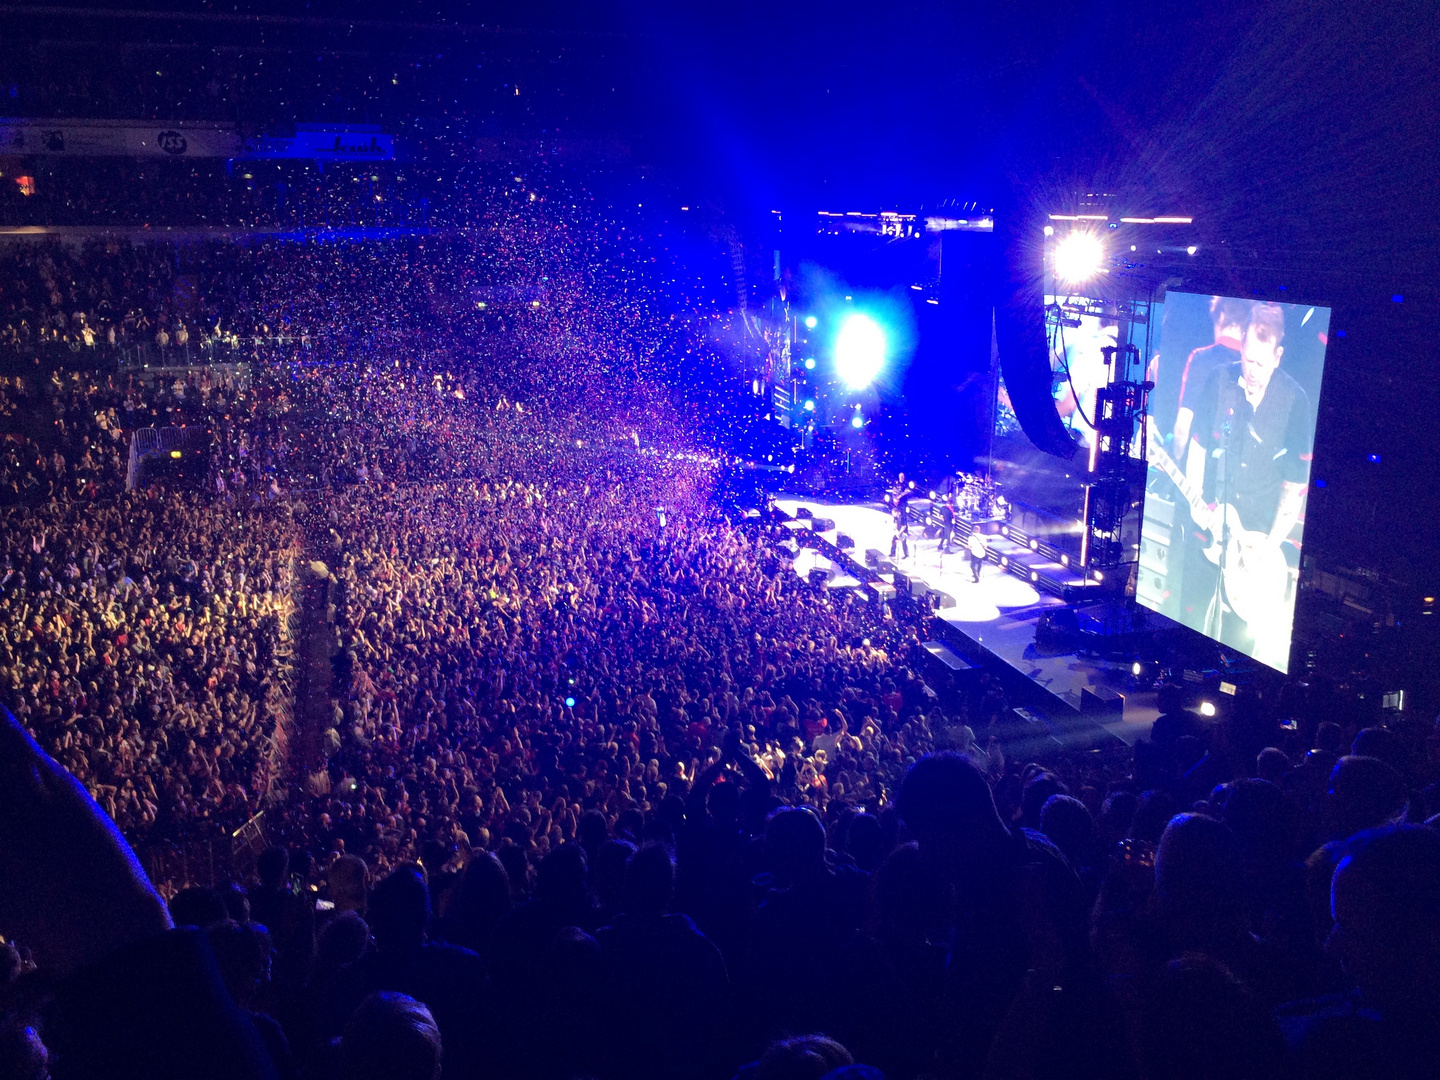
[327,855,369,918]
[894,752,1101,1077]
[1039,793,1094,872]
[748,807,869,1036]
[1140,955,1287,1080]
[249,848,291,936]
[1327,756,1408,841]
[598,842,729,1079]
[1153,813,1298,1005]
[339,992,442,1080]
[1257,746,1292,784]
[1351,728,1402,769]
[1282,825,1440,1079]
[323,866,487,1080]
[829,843,948,1080]
[736,1035,854,1080]
[171,886,229,929]
[432,854,512,961]
[208,920,297,1080]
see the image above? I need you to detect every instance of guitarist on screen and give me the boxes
[1164,302,1312,666]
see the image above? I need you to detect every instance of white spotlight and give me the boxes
[834,313,887,390]
[1199,701,1217,717]
[1054,231,1105,285]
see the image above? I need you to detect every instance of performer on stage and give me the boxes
[967,528,987,583]
[1174,302,1312,666]
[934,468,964,554]
[888,473,914,559]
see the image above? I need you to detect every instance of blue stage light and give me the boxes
[804,357,816,370]
[803,400,815,411]
[804,315,818,329]
[564,696,576,708]
[834,313,886,390]
[850,413,864,429]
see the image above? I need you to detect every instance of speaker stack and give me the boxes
[1136,494,1175,614]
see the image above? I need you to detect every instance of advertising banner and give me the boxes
[0,121,394,161]
[0,120,242,157]
[241,127,395,161]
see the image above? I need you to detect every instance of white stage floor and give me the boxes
[775,497,1061,622]
[776,495,1157,743]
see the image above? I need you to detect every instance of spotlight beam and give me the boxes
[834,313,886,390]
[1054,231,1106,286]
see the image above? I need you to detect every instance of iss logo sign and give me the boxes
[156,130,188,155]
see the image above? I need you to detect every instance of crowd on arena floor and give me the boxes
[0,491,299,842]
[0,171,1438,1080]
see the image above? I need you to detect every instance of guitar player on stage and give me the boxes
[1172,301,1312,665]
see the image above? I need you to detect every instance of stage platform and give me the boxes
[776,496,1158,747]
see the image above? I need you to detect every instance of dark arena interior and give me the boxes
[0,2,1438,1078]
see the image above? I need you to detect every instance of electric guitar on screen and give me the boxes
[1143,418,1289,626]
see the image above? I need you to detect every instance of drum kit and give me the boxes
[935,472,1001,522]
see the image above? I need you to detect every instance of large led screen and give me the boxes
[1139,293,1330,672]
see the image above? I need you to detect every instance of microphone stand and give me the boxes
[1205,404,1232,641]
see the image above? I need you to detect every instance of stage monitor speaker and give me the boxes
[864,548,884,568]
[893,572,930,600]
[807,567,831,588]
[810,517,835,533]
[1081,685,1125,716]
[1061,581,1104,605]
[1036,608,1080,649]
[835,533,855,551]
[795,507,813,519]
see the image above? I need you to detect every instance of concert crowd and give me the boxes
[0,164,1436,1080]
